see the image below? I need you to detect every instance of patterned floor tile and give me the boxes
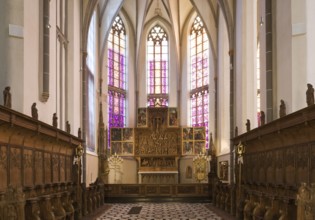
[96,203,222,220]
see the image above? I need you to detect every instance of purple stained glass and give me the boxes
[108,49,125,90]
[108,91,125,128]
[107,15,126,149]
[108,50,114,86]
[147,25,169,106]
[148,60,168,95]
[120,53,125,89]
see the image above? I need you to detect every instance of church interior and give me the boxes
[1,0,315,219]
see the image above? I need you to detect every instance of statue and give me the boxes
[53,113,58,128]
[246,119,250,132]
[66,121,71,133]
[279,99,286,118]
[260,111,265,126]
[306,83,314,106]
[78,128,81,139]
[3,86,12,108]
[31,102,38,120]
[235,126,238,137]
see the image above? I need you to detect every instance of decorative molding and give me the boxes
[0,146,7,169]
[10,148,21,169]
[23,152,33,169]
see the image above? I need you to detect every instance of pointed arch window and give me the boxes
[190,16,209,148]
[147,25,169,107]
[86,10,96,152]
[107,15,126,129]
[256,42,261,125]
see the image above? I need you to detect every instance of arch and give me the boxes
[140,17,178,107]
[189,15,210,148]
[180,9,216,130]
[99,1,125,63]
[217,0,234,49]
[189,0,217,60]
[146,23,169,107]
[82,0,99,53]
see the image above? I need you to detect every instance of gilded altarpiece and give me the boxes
[110,107,206,184]
[135,108,180,184]
[111,108,181,184]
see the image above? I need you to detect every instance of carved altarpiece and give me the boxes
[110,107,206,184]
[135,108,180,184]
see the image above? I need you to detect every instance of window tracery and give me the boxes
[108,15,126,128]
[190,16,209,148]
[147,25,169,107]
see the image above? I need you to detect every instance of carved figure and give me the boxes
[306,83,314,106]
[246,119,250,132]
[168,108,178,126]
[31,102,38,120]
[53,113,58,128]
[279,99,286,118]
[235,126,238,137]
[3,86,12,108]
[66,121,71,133]
[137,108,147,127]
[78,128,82,139]
[260,111,265,126]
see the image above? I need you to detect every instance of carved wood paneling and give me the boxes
[44,153,51,184]
[296,145,309,184]
[105,184,209,198]
[275,149,284,185]
[9,147,22,186]
[52,154,59,182]
[0,146,7,191]
[60,155,65,182]
[266,151,275,183]
[34,151,43,185]
[311,144,315,183]
[23,149,33,186]
[66,156,71,182]
[232,106,315,218]
[0,106,82,219]
[284,147,295,186]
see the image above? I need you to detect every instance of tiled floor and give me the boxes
[96,203,224,220]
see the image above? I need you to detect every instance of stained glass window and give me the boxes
[257,42,261,125]
[108,15,126,130]
[190,16,209,148]
[86,11,96,152]
[147,25,169,107]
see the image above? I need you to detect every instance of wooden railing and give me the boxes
[104,183,209,200]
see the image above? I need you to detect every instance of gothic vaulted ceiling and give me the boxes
[82,0,234,64]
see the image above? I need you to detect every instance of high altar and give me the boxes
[109,107,208,184]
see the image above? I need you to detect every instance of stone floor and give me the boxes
[91,203,236,220]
